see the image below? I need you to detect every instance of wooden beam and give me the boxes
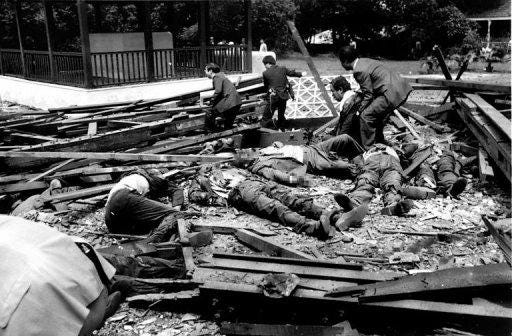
[398,106,450,132]
[235,229,314,260]
[42,0,56,80]
[44,184,113,203]
[220,322,349,336]
[198,0,207,69]
[0,181,48,194]
[406,77,511,94]
[244,0,252,72]
[286,21,338,118]
[403,146,433,177]
[138,2,154,82]
[13,0,26,77]
[50,162,182,179]
[213,252,363,271]
[432,45,453,80]
[28,158,75,182]
[456,98,511,182]
[464,93,511,140]
[393,109,420,139]
[178,218,195,278]
[0,151,230,163]
[478,147,494,182]
[482,216,511,266]
[77,0,93,88]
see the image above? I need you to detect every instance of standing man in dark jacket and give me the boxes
[338,46,412,149]
[261,55,306,131]
[204,63,242,132]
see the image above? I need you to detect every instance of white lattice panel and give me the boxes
[285,75,360,119]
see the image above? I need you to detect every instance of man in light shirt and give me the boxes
[330,75,362,144]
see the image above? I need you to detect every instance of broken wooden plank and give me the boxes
[407,78,511,94]
[432,45,453,80]
[178,218,196,277]
[257,129,307,147]
[286,20,338,118]
[449,142,478,157]
[235,229,314,260]
[456,98,511,182]
[424,102,457,118]
[403,146,433,177]
[482,216,511,266]
[44,184,113,203]
[398,106,450,132]
[80,174,113,183]
[9,132,56,144]
[478,147,494,182]
[0,151,229,163]
[50,162,182,179]
[327,263,512,303]
[87,122,97,136]
[28,158,75,183]
[213,252,363,271]
[220,322,350,336]
[205,254,398,283]
[393,109,421,139]
[0,181,48,194]
[464,93,511,140]
[313,117,339,136]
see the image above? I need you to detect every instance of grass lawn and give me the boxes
[278,53,511,77]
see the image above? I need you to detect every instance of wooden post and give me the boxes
[77,0,93,88]
[139,2,154,82]
[286,20,338,118]
[14,0,26,77]
[198,1,207,70]
[486,20,492,48]
[42,0,56,81]
[244,0,252,73]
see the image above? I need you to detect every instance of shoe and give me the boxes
[402,186,436,199]
[447,177,467,197]
[335,204,369,231]
[302,219,334,241]
[381,199,414,216]
[104,291,122,320]
[334,193,357,211]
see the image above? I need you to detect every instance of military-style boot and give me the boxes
[334,193,359,211]
[381,199,414,216]
[334,204,369,231]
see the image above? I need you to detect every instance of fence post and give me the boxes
[138,2,154,82]
[77,0,93,88]
[199,1,207,72]
[244,0,252,73]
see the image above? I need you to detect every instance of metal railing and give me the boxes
[0,45,248,88]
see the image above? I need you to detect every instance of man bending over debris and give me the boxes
[334,143,414,228]
[204,63,242,132]
[237,134,364,185]
[338,46,412,149]
[0,215,120,336]
[105,169,179,239]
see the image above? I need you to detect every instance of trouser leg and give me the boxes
[222,105,240,129]
[264,182,323,220]
[380,155,403,206]
[315,134,365,160]
[204,108,219,131]
[349,169,378,205]
[436,151,461,193]
[261,98,277,128]
[359,95,392,149]
[105,189,176,234]
[228,181,312,232]
[276,99,288,130]
[415,162,436,188]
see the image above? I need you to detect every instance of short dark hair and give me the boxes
[331,76,351,92]
[338,46,358,63]
[262,55,276,65]
[205,63,221,73]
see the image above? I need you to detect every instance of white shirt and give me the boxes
[259,43,268,52]
[260,145,304,163]
[107,174,150,203]
[352,58,359,71]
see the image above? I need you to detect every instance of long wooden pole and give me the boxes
[14,0,26,77]
[77,0,93,88]
[286,21,338,118]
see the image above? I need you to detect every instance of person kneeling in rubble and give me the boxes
[104,169,180,242]
[0,215,121,336]
[334,143,415,230]
[236,134,364,187]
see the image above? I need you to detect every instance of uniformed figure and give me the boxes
[261,55,305,130]
[338,46,413,149]
[204,63,242,132]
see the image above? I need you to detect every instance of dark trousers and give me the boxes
[304,134,364,175]
[228,179,322,233]
[414,151,461,193]
[350,153,403,207]
[360,95,393,149]
[105,188,176,234]
[188,176,216,205]
[205,105,241,131]
[336,107,361,143]
[262,96,287,130]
